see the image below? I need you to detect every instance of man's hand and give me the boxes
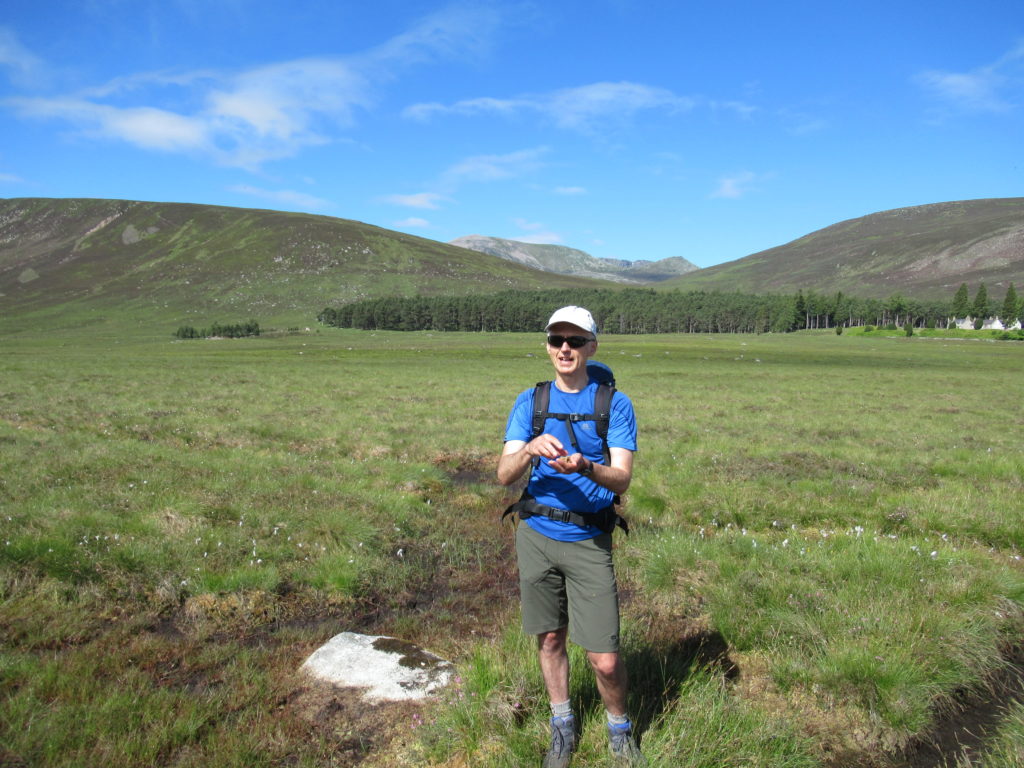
[547,452,587,474]
[498,434,569,486]
[526,433,568,462]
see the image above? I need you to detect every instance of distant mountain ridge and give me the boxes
[449,235,698,283]
[2,196,1022,333]
[661,198,1024,300]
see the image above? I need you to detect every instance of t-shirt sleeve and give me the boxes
[504,389,534,443]
[607,391,637,452]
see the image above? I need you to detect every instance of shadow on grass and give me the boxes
[630,628,739,735]
[570,625,738,738]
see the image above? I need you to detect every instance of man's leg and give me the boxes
[587,650,628,715]
[538,628,576,768]
[590,650,646,765]
[538,627,571,704]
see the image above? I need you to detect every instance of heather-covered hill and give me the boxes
[0,198,614,331]
[660,198,1024,301]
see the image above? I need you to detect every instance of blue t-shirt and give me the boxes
[504,380,637,541]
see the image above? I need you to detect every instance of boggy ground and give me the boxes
[4,497,1021,768]
[4,326,1023,768]
[279,456,1024,768]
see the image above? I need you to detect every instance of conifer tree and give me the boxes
[972,283,989,321]
[794,291,807,330]
[951,283,970,318]
[1001,284,1019,324]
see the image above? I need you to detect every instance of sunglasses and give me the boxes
[547,334,594,349]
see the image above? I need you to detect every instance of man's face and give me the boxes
[546,322,597,378]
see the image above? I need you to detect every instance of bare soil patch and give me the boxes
[889,650,1024,768]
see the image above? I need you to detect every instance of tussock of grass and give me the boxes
[645,524,1024,751]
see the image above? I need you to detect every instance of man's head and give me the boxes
[544,306,597,380]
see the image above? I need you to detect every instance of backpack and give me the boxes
[503,361,629,534]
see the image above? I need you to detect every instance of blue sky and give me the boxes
[1,1,1021,268]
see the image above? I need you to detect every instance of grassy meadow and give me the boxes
[1,325,1023,767]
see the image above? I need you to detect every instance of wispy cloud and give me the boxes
[711,100,757,120]
[915,40,1024,114]
[0,27,47,88]
[405,81,694,134]
[917,71,1008,112]
[511,217,562,244]
[0,171,24,183]
[3,5,506,169]
[547,82,692,131]
[778,109,827,136]
[441,147,549,185]
[229,184,332,210]
[366,3,505,69]
[7,57,369,167]
[381,147,548,212]
[381,192,445,209]
[13,97,212,153]
[710,171,760,199]
[514,217,545,231]
[554,186,587,195]
[393,217,431,228]
[512,230,563,244]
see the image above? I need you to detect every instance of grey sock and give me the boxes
[551,700,573,720]
[607,711,630,727]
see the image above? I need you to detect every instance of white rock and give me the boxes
[301,632,454,703]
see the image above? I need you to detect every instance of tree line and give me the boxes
[318,283,1023,335]
[950,282,1021,328]
[175,320,261,339]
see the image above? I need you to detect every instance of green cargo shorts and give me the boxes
[515,522,620,653]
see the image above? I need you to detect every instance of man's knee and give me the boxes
[588,651,622,679]
[538,628,568,655]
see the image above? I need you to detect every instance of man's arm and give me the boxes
[592,446,633,496]
[497,434,568,486]
[503,441,634,496]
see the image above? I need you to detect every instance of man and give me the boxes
[497,305,644,767]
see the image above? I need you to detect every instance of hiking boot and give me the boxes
[542,715,576,768]
[608,721,647,766]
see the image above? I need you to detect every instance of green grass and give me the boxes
[1,326,1023,766]
[850,325,1024,342]
[977,701,1024,767]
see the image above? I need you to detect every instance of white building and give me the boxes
[950,316,1022,330]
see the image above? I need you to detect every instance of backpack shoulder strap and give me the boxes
[592,381,615,445]
[592,381,617,464]
[531,381,551,439]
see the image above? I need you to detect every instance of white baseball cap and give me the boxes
[545,305,598,336]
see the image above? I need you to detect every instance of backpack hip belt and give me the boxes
[502,494,629,535]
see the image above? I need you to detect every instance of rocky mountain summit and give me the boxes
[449,235,698,284]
